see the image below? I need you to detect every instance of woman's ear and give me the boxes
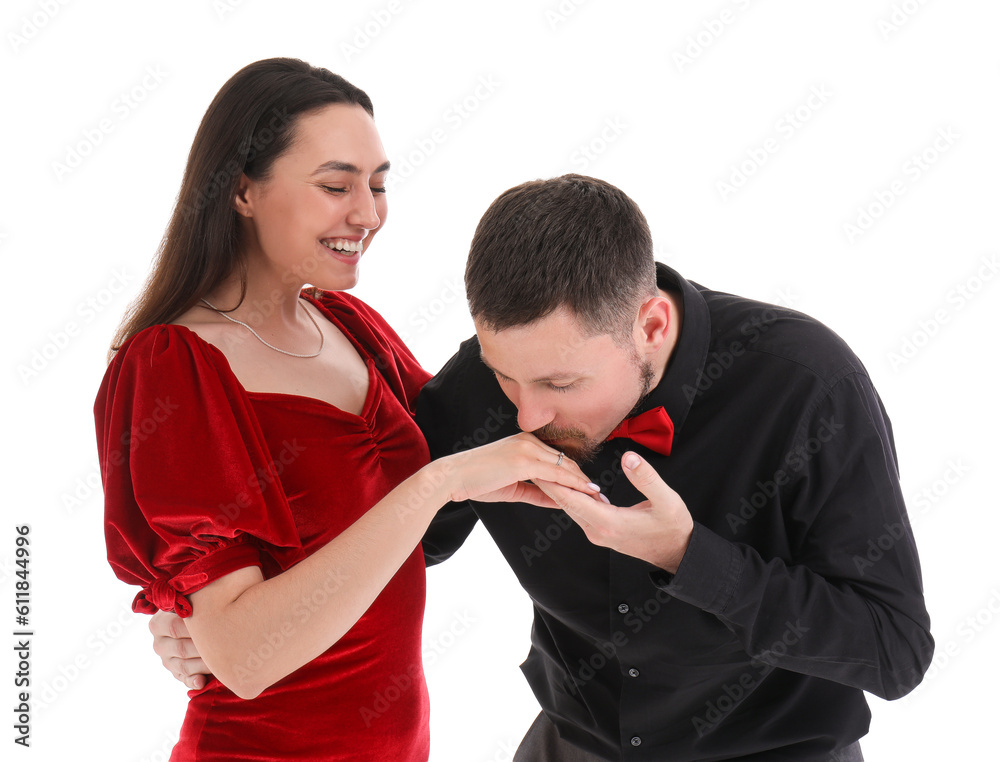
[233,173,255,218]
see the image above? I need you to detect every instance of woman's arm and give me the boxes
[181,433,595,699]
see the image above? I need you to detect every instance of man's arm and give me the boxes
[421,500,481,566]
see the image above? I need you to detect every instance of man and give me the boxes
[154,175,933,760]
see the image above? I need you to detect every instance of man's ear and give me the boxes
[636,296,672,353]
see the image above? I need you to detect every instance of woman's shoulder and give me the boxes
[96,322,246,430]
[109,322,227,379]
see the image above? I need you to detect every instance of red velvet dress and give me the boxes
[95,291,432,761]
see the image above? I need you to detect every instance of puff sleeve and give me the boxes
[95,325,305,618]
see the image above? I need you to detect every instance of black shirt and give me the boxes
[417,263,933,761]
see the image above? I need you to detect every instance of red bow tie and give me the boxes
[606,406,674,456]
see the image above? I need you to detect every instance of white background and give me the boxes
[3,1,999,760]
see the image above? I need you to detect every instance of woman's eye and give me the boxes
[322,185,386,194]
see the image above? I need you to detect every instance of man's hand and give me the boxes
[536,451,694,573]
[150,609,213,691]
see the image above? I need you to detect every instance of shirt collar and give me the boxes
[635,262,711,443]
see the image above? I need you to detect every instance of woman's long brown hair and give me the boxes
[107,58,373,361]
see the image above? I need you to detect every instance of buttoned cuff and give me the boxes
[649,522,743,615]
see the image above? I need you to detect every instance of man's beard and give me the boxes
[530,356,656,465]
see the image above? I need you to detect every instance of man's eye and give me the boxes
[321,186,347,194]
[548,383,573,392]
[371,186,387,194]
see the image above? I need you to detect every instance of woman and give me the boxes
[95,57,597,760]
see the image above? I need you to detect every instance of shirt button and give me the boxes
[628,668,640,678]
[630,736,642,746]
[617,603,630,614]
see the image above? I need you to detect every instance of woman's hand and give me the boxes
[437,432,601,507]
[150,610,213,691]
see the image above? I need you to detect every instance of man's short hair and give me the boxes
[465,174,656,341]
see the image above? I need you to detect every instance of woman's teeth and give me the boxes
[322,239,363,253]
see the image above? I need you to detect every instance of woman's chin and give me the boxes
[308,270,361,293]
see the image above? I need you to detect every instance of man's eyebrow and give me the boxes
[479,351,579,384]
[479,353,512,380]
[310,160,391,176]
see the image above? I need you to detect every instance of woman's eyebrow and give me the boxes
[311,160,391,175]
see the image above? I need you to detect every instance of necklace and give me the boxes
[199,297,325,358]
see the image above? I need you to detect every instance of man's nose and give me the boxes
[514,389,555,434]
